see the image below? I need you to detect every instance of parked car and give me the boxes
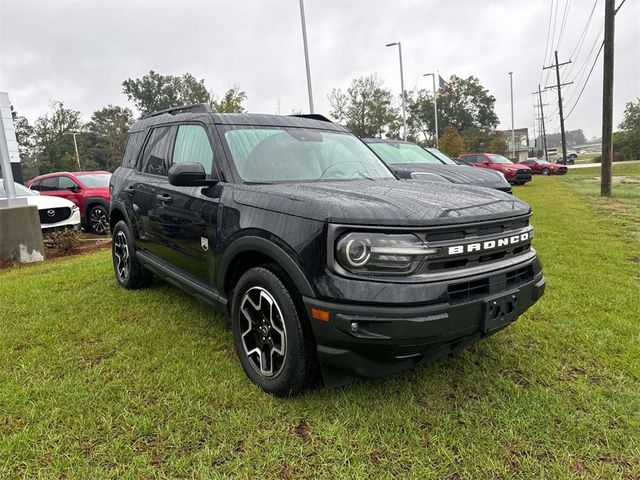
[459,153,532,185]
[27,171,111,234]
[109,105,545,396]
[555,157,575,165]
[521,158,568,175]
[0,181,81,232]
[364,139,512,194]
[566,151,578,159]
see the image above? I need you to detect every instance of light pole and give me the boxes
[509,71,515,161]
[423,73,439,148]
[386,41,406,140]
[70,132,81,170]
[298,0,314,114]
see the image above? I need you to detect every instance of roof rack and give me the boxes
[142,103,213,119]
[289,113,333,123]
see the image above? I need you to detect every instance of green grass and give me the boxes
[1,168,639,479]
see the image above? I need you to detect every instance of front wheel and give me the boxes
[541,168,550,176]
[231,267,315,396]
[89,205,109,234]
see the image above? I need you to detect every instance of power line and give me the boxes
[565,41,604,119]
[615,0,627,14]
[539,0,556,85]
[555,0,572,52]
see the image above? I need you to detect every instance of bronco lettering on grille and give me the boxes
[447,232,530,256]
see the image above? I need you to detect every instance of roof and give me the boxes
[130,109,347,133]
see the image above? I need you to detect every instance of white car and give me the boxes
[0,181,81,232]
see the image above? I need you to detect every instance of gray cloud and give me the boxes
[1,0,638,139]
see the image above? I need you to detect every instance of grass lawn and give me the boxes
[1,167,639,479]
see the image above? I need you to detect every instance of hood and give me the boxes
[233,179,530,226]
[23,195,76,210]
[392,163,509,189]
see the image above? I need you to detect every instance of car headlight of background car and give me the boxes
[335,232,437,275]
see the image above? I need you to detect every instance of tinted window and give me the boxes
[140,127,174,176]
[172,124,214,174]
[77,173,111,188]
[30,180,42,191]
[59,176,78,189]
[41,177,59,191]
[224,127,393,183]
[0,182,37,198]
[122,131,145,168]
[369,142,441,165]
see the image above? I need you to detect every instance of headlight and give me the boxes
[336,232,437,275]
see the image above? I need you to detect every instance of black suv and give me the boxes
[110,104,545,396]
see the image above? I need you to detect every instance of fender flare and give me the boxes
[217,236,315,298]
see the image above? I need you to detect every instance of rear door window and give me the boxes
[140,127,174,176]
[41,177,59,191]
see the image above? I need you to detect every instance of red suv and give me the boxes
[27,171,111,234]
[459,153,532,185]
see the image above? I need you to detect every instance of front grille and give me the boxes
[416,215,533,275]
[448,264,534,304]
[39,207,72,224]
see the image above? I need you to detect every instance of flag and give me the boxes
[438,75,449,91]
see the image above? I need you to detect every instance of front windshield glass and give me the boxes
[0,182,37,198]
[488,154,514,165]
[223,127,394,182]
[368,142,442,165]
[77,173,111,187]
[425,148,457,165]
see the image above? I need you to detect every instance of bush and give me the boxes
[44,229,83,253]
[590,152,624,163]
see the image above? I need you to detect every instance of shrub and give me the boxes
[45,229,83,253]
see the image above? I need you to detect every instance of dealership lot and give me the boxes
[1,165,638,478]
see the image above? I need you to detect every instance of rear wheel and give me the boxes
[112,220,153,289]
[541,168,550,176]
[231,267,315,396]
[89,205,109,234]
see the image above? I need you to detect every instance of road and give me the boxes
[569,160,640,169]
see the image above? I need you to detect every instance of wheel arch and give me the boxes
[218,236,315,301]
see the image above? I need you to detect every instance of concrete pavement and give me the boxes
[569,160,640,169]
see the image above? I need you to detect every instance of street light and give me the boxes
[423,73,439,148]
[69,132,81,170]
[299,0,314,114]
[509,71,515,161]
[386,41,406,140]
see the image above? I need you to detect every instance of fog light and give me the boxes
[350,322,359,332]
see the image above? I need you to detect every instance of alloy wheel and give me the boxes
[239,286,288,378]
[113,231,130,280]
[90,207,108,234]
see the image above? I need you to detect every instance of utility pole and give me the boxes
[71,132,81,170]
[601,0,615,196]
[298,0,314,114]
[534,85,550,161]
[509,71,515,160]
[544,51,572,164]
[386,42,406,140]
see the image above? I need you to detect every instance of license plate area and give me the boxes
[483,290,519,333]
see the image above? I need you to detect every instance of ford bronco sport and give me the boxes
[109,104,545,396]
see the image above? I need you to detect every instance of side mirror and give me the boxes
[168,163,218,187]
[483,161,491,165]
[68,185,80,192]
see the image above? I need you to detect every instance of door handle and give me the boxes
[157,194,173,204]
[124,186,135,195]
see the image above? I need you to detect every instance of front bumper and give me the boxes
[304,265,545,386]
[508,171,532,183]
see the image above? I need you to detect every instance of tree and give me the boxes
[405,89,437,144]
[211,87,247,113]
[438,125,465,157]
[544,129,587,148]
[461,127,507,154]
[436,75,499,135]
[122,70,210,115]
[86,105,134,171]
[613,98,640,160]
[328,75,399,138]
[11,109,38,179]
[33,101,83,174]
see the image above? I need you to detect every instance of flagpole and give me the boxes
[434,71,439,148]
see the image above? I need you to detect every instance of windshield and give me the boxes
[0,181,37,198]
[488,154,514,165]
[425,148,457,165]
[77,173,111,188]
[367,142,443,166]
[223,127,394,182]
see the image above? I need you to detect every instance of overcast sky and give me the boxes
[1,0,638,140]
